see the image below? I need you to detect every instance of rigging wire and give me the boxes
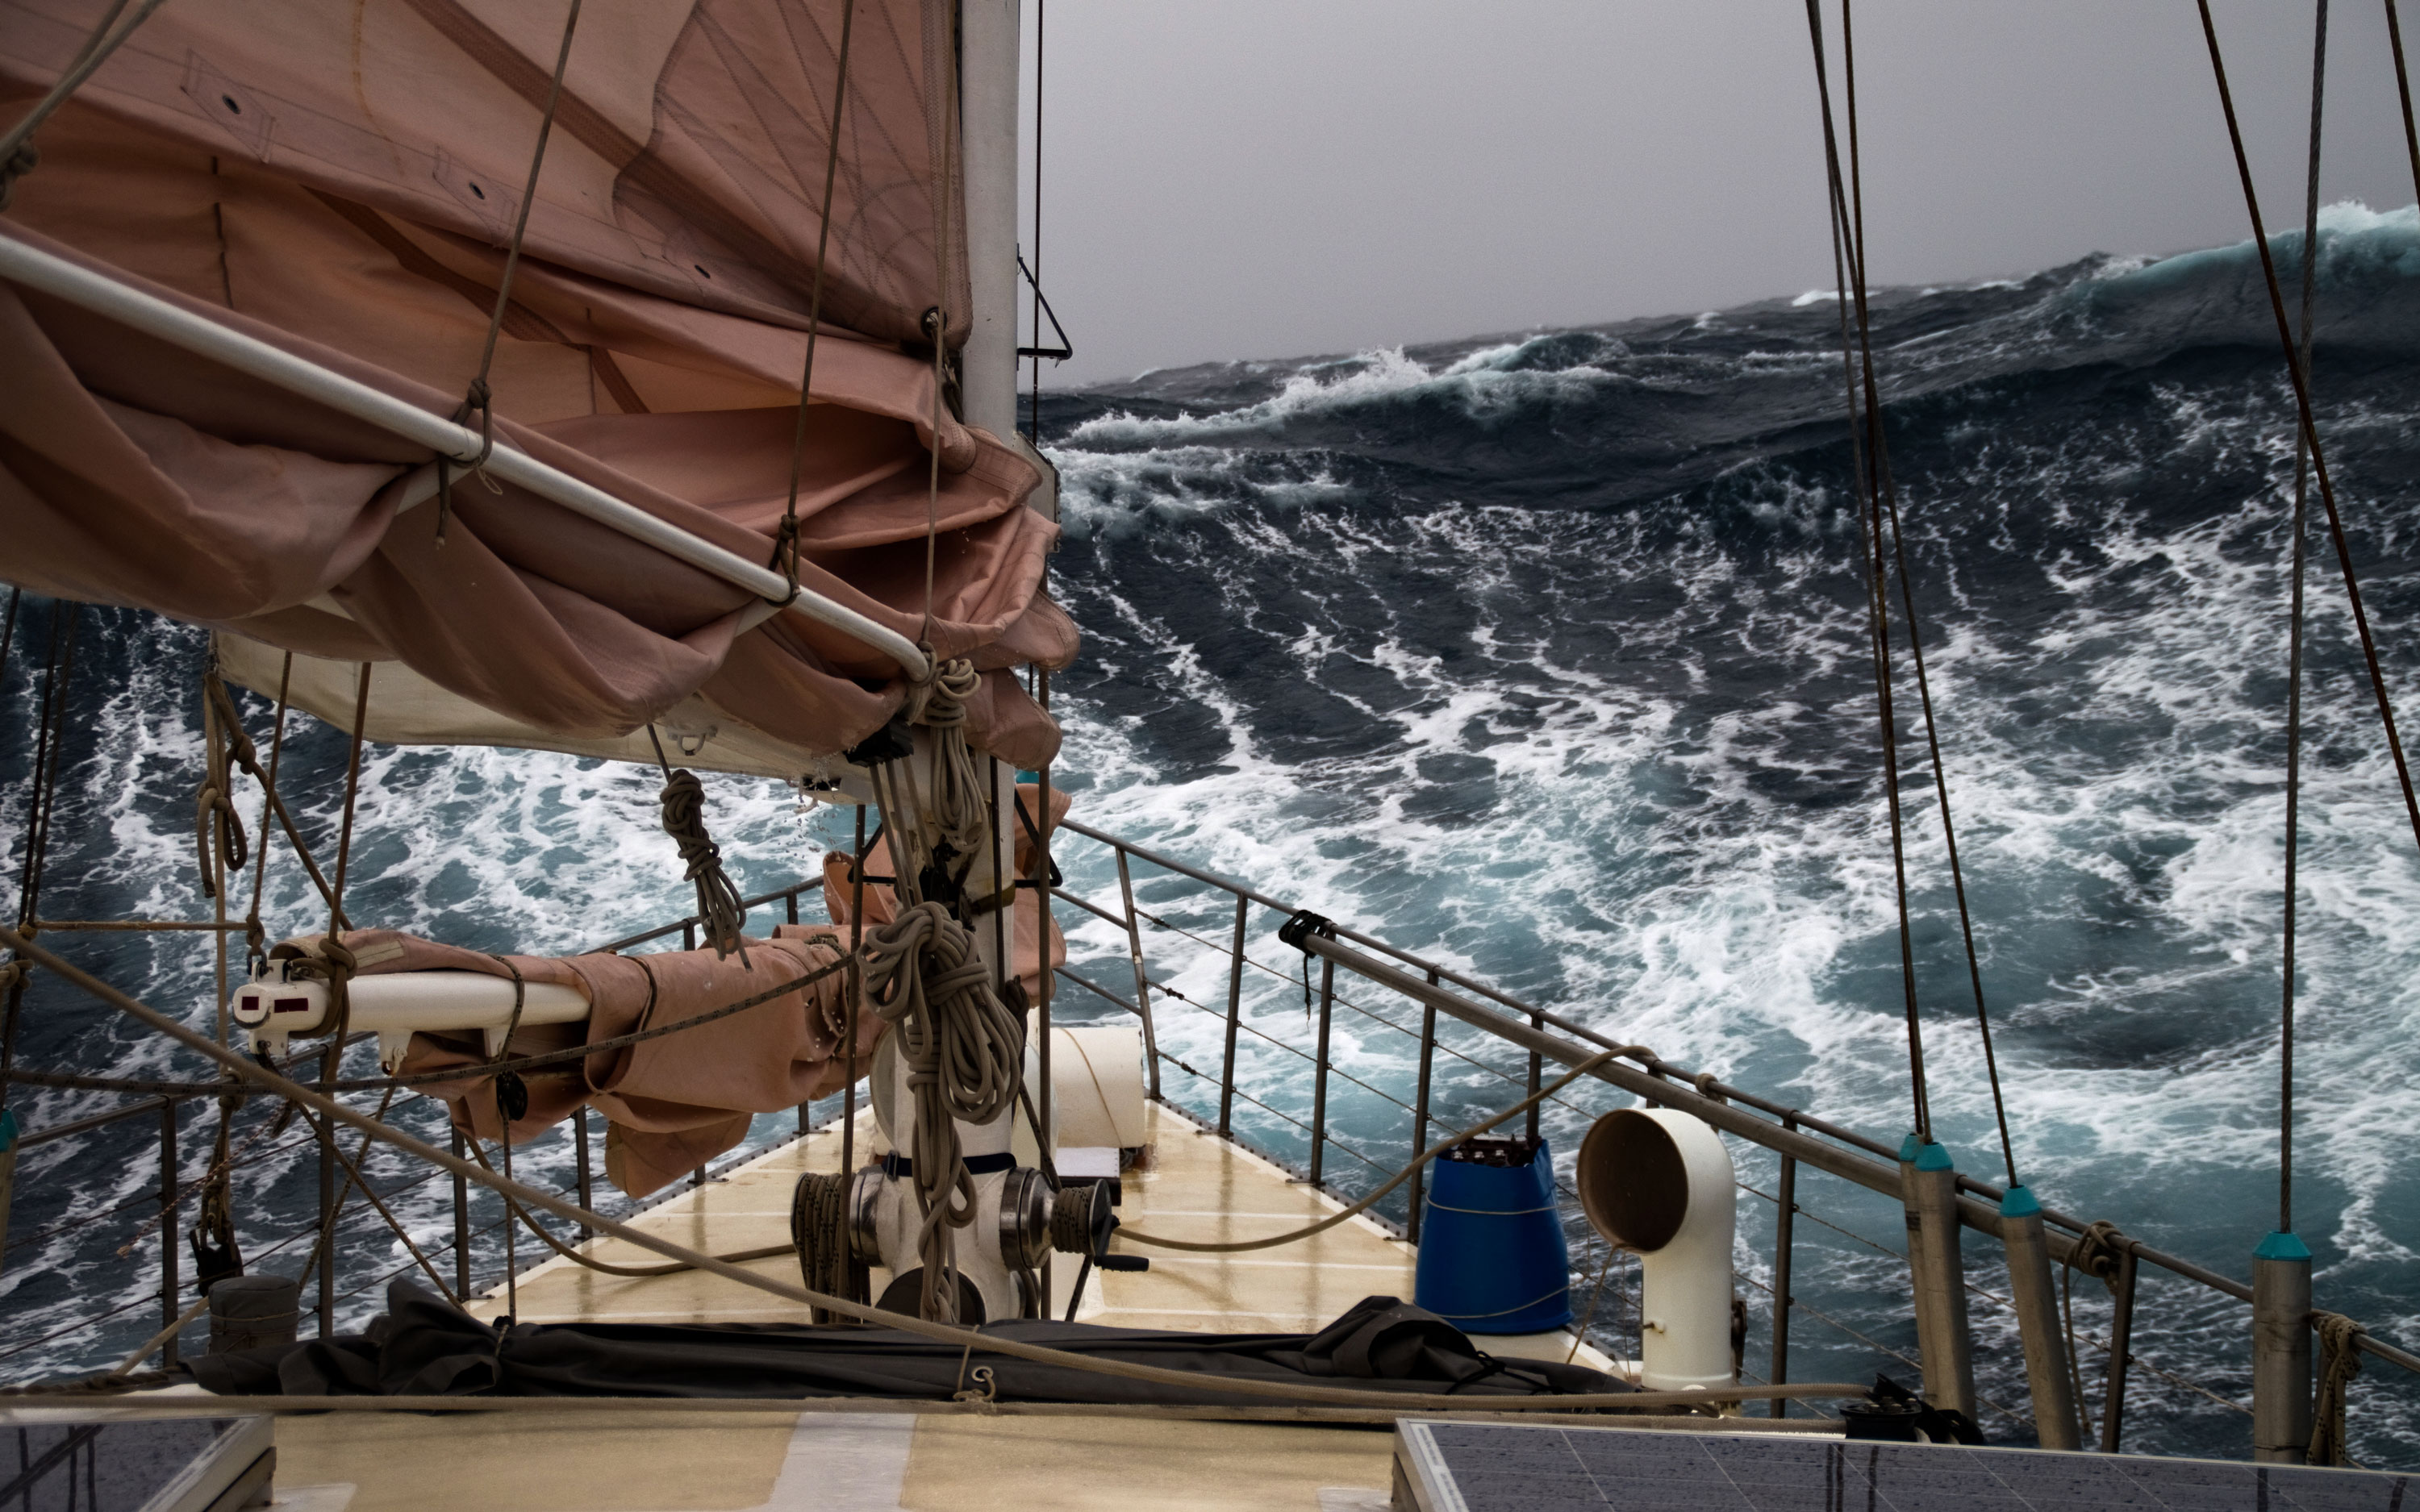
[441,0,585,538]
[1840,3,2018,1184]
[774,0,860,595]
[920,4,962,655]
[2196,0,2420,873]
[2389,1,2420,202]
[1801,0,1930,1143]
[2280,0,2330,1239]
[0,0,169,210]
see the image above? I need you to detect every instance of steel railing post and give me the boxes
[574,1108,594,1244]
[1525,1014,1543,1143]
[1112,848,1162,1099]
[2101,1245,2138,1453]
[1904,1139,1978,1421]
[450,1126,470,1297]
[1308,957,1334,1187]
[316,1101,336,1337]
[1769,1127,1797,1418]
[789,885,807,1131]
[2252,1231,2314,1463]
[1407,989,1437,1243]
[1220,893,1245,1137]
[158,1100,178,1368]
[682,921,697,952]
[2002,1185,2084,1449]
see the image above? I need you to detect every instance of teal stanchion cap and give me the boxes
[2255,1230,2312,1263]
[1999,1184,2040,1218]
[1914,1140,1955,1172]
[0,1106,15,1152]
[1897,1132,1922,1163]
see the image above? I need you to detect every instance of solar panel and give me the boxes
[0,1414,273,1512]
[1394,1420,2413,1512]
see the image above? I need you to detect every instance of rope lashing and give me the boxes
[193,671,256,898]
[2056,1217,2132,1447]
[2309,1310,2368,1467]
[857,900,1023,1322]
[1278,910,1337,1017]
[2063,1218,2127,1285]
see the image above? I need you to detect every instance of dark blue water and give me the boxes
[4,203,2418,1464]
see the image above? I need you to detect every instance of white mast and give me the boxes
[958,0,1022,440]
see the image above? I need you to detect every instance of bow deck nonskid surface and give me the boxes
[207,1100,1639,1512]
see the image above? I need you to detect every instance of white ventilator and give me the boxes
[1575,1106,1739,1392]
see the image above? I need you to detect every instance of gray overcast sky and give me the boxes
[1013,2,2418,386]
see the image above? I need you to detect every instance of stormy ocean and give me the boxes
[3,203,2418,1463]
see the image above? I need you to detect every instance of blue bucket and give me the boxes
[1412,1135,1571,1334]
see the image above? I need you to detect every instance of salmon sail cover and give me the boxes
[0,0,1074,773]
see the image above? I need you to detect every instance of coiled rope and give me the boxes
[648,727,749,961]
[870,657,990,912]
[857,900,1023,1320]
[2309,1310,2367,1467]
[792,1170,863,1322]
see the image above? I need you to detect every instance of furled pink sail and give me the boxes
[0,0,1073,770]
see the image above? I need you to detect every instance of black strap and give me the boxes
[882,1150,1014,1180]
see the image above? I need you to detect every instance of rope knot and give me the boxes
[2066,1218,2127,1287]
[0,140,37,211]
